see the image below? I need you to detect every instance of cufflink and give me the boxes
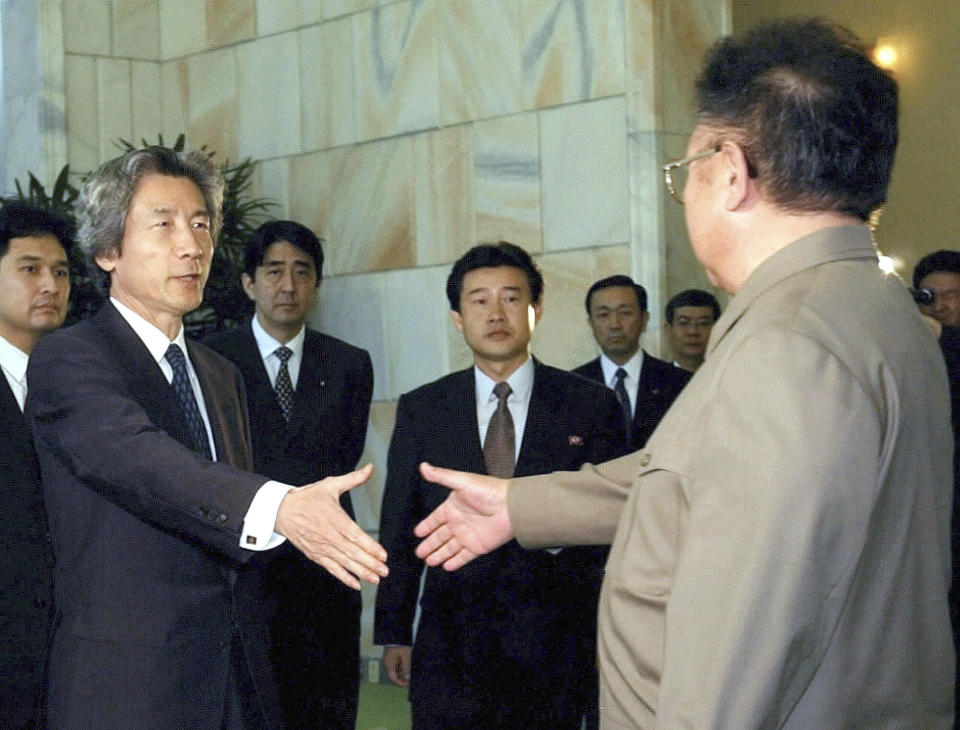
[246,535,258,545]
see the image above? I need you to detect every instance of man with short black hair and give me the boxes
[575,275,690,450]
[0,199,72,729]
[664,288,720,372]
[207,220,373,730]
[375,242,625,729]
[914,250,960,328]
[415,19,953,728]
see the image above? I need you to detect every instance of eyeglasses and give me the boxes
[662,145,721,204]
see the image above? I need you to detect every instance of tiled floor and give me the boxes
[355,680,411,730]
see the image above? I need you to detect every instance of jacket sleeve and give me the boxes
[373,394,423,645]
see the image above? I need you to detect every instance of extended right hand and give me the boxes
[275,464,388,590]
[382,645,412,686]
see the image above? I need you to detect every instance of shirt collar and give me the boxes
[251,315,305,360]
[0,333,29,382]
[111,297,189,364]
[474,355,535,403]
[599,349,644,385]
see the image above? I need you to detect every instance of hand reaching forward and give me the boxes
[413,462,514,570]
[275,464,388,590]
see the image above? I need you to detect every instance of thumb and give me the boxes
[331,463,374,495]
[419,462,471,492]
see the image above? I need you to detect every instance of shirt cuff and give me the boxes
[240,480,292,551]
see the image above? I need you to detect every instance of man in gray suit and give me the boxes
[414,18,954,729]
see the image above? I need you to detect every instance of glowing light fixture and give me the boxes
[873,42,899,69]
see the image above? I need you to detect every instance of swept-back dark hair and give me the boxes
[243,220,324,281]
[695,18,898,221]
[584,275,647,315]
[913,250,960,289]
[446,242,543,312]
[665,289,721,323]
[0,198,74,258]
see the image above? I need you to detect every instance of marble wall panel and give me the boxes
[353,0,439,141]
[64,54,99,174]
[627,128,665,324]
[309,270,389,401]
[299,17,356,152]
[314,139,415,275]
[256,157,292,218]
[625,0,657,132]
[159,0,207,60]
[382,265,454,399]
[473,112,542,252]
[540,96,629,252]
[412,125,476,267]
[256,0,302,35]
[96,59,132,161]
[532,244,631,367]
[62,0,111,56]
[113,0,160,59]
[439,0,523,126]
[186,47,237,159]
[160,59,188,142]
[130,61,163,142]
[288,150,325,233]
[656,0,725,134]
[520,0,626,110]
[236,32,302,160]
[323,0,377,21]
[206,0,256,47]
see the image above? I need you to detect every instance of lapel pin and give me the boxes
[569,435,584,446]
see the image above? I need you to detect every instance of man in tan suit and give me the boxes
[413,18,954,729]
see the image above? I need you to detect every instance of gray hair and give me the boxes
[76,146,224,292]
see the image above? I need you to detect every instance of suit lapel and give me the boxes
[0,376,34,461]
[289,330,324,439]
[445,368,485,473]
[516,360,551,477]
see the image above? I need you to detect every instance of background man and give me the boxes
[375,243,625,729]
[26,146,386,730]
[0,200,72,729]
[207,220,373,730]
[663,288,721,372]
[914,249,960,328]
[414,19,953,729]
[574,274,690,450]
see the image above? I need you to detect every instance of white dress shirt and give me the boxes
[110,298,289,551]
[474,356,535,462]
[599,349,644,416]
[0,333,29,411]
[250,315,306,389]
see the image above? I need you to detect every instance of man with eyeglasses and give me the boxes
[412,18,953,729]
[663,289,721,372]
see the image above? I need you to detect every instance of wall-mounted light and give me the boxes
[872,37,900,70]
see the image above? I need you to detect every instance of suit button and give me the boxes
[638,453,651,467]
[216,513,228,524]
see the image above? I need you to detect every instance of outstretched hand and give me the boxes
[275,463,388,589]
[414,462,514,570]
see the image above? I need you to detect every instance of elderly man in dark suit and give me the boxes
[26,146,386,730]
[574,275,690,450]
[207,220,373,730]
[374,242,626,729]
[0,200,73,729]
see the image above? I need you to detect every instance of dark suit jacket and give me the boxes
[206,322,373,729]
[26,303,281,730]
[573,352,691,450]
[374,361,627,720]
[0,376,54,729]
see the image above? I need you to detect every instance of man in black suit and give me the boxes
[0,200,73,729]
[374,242,626,729]
[25,146,386,730]
[574,275,690,450]
[664,288,721,373]
[206,220,373,730]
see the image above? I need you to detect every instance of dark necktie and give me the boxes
[483,382,515,478]
[274,346,294,422]
[165,343,212,460]
[613,367,633,436]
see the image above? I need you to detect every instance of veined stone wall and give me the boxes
[44,0,727,657]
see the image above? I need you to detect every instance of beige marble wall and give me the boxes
[51,0,727,662]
